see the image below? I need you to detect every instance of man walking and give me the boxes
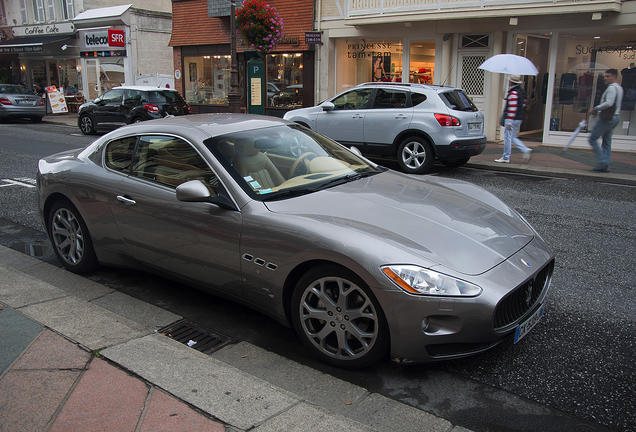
[495,74,532,163]
[588,69,623,172]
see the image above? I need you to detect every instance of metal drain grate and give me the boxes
[158,319,233,355]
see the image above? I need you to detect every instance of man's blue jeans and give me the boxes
[503,119,529,160]
[588,114,620,168]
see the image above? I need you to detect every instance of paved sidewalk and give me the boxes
[45,112,636,186]
[0,246,468,432]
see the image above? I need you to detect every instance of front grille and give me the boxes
[493,259,554,330]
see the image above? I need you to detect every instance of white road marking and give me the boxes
[0,178,36,188]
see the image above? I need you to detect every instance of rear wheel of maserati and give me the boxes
[47,199,98,273]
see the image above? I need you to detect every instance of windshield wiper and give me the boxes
[260,187,320,201]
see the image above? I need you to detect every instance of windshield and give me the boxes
[204,124,382,201]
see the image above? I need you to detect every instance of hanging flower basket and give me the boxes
[235,0,284,54]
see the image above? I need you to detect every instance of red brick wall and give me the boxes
[170,0,314,51]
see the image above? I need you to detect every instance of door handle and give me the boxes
[395,114,408,120]
[116,195,136,205]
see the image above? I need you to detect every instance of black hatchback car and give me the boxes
[78,86,191,135]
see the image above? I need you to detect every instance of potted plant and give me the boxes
[235,0,284,54]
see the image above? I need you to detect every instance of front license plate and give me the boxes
[514,305,544,344]
[469,123,480,131]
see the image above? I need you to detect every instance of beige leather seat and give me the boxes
[233,139,285,189]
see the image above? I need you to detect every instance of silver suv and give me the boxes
[283,82,486,174]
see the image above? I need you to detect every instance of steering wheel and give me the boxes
[289,152,317,177]
[289,136,308,157]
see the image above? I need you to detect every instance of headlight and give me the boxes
[381,265,482,297]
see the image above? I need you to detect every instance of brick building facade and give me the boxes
[169,0,314,115]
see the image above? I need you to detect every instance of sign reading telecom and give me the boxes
[79,28,126,52]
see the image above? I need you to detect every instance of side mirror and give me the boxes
[321,101,335,111]
[176,179,210,202]
[176,180,237,211]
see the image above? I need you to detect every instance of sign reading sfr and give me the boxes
[108,29,125,47]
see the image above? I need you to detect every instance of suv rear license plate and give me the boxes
[469,123,480,131]
[514,305,544,343]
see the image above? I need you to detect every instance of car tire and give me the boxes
[31,116,43,123]
[291,264,389,369]
[397,136,435,175]
[79,114,96,135]
[132,117,144,124]
[441,157,470,168]
[47,199,98,273]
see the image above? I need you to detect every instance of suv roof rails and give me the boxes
[356,82,455,90]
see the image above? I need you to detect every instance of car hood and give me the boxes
[264,171,534,275]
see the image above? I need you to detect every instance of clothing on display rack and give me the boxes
[621,65,636,110]
[558,73,578,104]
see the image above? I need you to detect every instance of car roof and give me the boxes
[354,82,462,92]
[111,85,178,92]
[104,113,293,139]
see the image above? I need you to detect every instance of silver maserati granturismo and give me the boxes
[37,114,554,368]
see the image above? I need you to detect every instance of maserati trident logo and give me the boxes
[525,280,534,306]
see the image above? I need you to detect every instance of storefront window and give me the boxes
[59,59,81,94]
[551,31,636,137]
[336,38,403,92]
[99,59,124,92]
[183,55,231,105]
[266,53,303,108]
[409,40,435,84]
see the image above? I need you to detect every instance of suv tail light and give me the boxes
[187,104,192,114]
[434,113,461,127]
[39,98,45,106]
[143,104,160,113]
[0,97,12,105]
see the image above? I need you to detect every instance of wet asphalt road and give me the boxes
[1,121,634,432]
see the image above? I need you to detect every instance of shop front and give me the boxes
[335,37,436,89]
[0,22,80,105]
[177,44,312,115]
[542,29,636,151]
[170,0,315,116]
[77,27,128,101]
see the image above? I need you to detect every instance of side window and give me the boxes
[411,92,427,106]
[372,89,408,109]
[332,89,373,110]
[101,89,124,104]
[105,137,137,173]
[132,135,219,194]
[123,90,142,105]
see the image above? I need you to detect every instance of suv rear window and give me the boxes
[143,90,185,104]
[440,90,478,112]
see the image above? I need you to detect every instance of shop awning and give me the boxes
[0,35,76,53]
[72,4,132,28]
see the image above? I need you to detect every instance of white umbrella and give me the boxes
[478,54,539,75]
[562,119,587,152]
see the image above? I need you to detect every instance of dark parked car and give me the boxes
[38,114,554,369]
[78,85,191,135]
[0,84,46,122]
